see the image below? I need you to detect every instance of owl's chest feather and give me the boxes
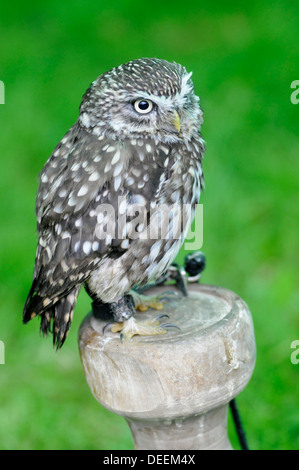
[155,139,203,208]
[88,136,204,300]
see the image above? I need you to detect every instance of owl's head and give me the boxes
[79,58,203,143]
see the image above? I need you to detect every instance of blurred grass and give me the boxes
[0,0,298,450]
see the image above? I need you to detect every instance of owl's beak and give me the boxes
[172,110,181,133]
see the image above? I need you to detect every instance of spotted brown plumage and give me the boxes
[23,58,205,348]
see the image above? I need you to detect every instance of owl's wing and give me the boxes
[23,125,171,327]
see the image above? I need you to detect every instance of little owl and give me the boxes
[23,58,205,347]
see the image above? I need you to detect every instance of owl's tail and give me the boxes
[23,283,80,349]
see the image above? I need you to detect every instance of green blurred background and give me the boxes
[0,0,298,450]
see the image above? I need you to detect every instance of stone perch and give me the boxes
[78,283,256,450]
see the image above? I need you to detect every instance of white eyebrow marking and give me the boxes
[132,71,193,109]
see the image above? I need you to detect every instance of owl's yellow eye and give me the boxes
[133,99,153,114]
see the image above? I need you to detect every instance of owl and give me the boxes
[23,58,205,348]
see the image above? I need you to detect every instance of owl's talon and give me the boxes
[161,323,181,331]
[154,314,169,321]
[102,322,114,334]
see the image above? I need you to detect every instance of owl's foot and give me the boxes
[108,315,179,342]
[130,289,178,312]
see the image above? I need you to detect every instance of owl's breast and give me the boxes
[158,139,203,208]
[132,145,203,283]
[88,137,204,301]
